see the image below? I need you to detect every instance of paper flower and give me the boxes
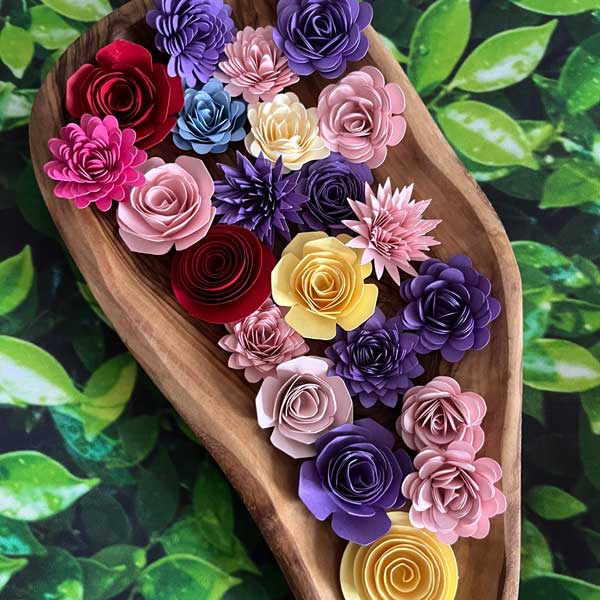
[214,152,307,248]
[400,255,501,362]
[325,308,424,409]
[340,511,459,600]
[218,299,309,383]
[273,0,372,79]
[146,0,235,87]
[173,79,247,155]
[318,66,406,168]
[245,93,330,171]
[215,26,299,103]
[297,154,373,235]
[171,224,276,324]
[402,441,506,544]
[271,232,379,340]
[344,180,441,285]
[44,115,146,212]
[397,376,487,453]
[256,356,353,459]
[299,418,413,545]
[65,40,183,150]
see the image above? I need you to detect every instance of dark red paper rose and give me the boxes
[65,40,183,150]
[171,224,276,324]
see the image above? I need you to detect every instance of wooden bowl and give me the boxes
[29,1,522,598]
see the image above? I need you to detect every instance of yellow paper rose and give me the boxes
[271,232,378,340]
[245,92,330,171]
[340,512,458,600]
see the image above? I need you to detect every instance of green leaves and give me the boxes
[521,574,600,599]
[521,519,554,580]
[0,555,27,591]
[0,23,34,79]
[510,0,600,16]
[0,517,45,556]
[30,6,80,51]
[40,0,111,22]
[0,246,33,317]
[541,160,600,208]
[527,485,587,520]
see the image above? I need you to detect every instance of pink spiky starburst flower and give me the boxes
[343,179,441,285]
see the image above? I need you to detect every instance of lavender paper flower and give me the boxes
[297,154,373,235]
[273,0,373,79]
[146,0,235,87]
[298,418,413,545]
[214,152,307,247]
[325,308,424,409]
[400,255,502,362]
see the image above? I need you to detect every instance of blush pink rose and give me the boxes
[117,156,215,255]
[317,66,407,169]
[397,376,487,452]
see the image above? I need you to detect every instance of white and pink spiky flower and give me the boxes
[343,179,441,285]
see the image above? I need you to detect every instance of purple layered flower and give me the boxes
[147,0,236,87]
[298,418,413,545]
[400,255,501,362]
[297,154,373,234]
[273,0,373,79]
[325,308,423,409]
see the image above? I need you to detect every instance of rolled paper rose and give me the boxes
[44,115,146,212]
[344,179,441,285]
[215,26,299,103]
[325,308,424,409]
[273,0,373,79]
[256,355,353,458]
[318,66,407,168]
[400,255,501,362]
[340,511,459,600]
[299,418,413,545]
[271,232,379,340]
[402,441,507,544]
[171,224,276,324]
[397,376,487,452]
[173,79,247,155]
[245,92,330,171]
[218,299,309,383]
[65,40,184,150]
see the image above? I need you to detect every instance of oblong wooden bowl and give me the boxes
[29,1,522,598]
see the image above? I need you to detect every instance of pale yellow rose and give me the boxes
[271,232,378,340]
[245,92,330,171]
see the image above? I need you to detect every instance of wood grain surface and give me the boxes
[29,1,522,598]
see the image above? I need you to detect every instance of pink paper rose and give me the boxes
[117,156,215,255]
[402,441,507,544]
[317,66,406,168]
[397,376,487,452]
[256,356,353,458]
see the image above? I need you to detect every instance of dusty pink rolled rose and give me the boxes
[218,299,309,383]
[117,156,215,255]
[402,441,507,544]
[397,376,487,453]
[256,356,353,458]
[317,66,407,168]
[215,26,299,104]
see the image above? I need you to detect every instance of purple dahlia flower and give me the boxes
[299,418,413,545]
[273,0,373,79]
[400,255,501,362]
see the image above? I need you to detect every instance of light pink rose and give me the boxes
[256,356,353,458]
[117,156,215,255]
[317,66,407,169]
[402,441,507,544]
[218,300,309,383]
[397,376,486,452]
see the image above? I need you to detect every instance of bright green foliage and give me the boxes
[0,246,33,316]
[40,0,111,22]
[0,23,34,79]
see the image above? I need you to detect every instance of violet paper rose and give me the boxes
[299,418,413,545]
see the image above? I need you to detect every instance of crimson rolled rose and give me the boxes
[66,40,184,150]
[171,225,276,324]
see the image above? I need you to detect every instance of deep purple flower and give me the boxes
[325,308,423,408]
[297,154,373,234]
[400,255,501,362]
[147,0,236,87]
[298,418,413,545]
[273,0,373,79]
[214,152,307,247]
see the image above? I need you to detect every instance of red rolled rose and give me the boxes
[171,225,276,324]
[66,40,184,150]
